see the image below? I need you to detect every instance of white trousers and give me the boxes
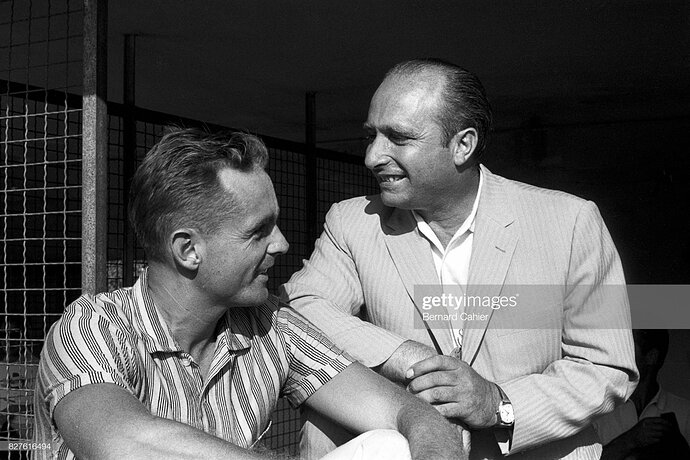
[319,429,411,460]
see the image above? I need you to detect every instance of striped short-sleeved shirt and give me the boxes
[34,268,353,459]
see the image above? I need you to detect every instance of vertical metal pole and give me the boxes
[81,0,108,295]
[122,34,136,286]
[305,92,318,248]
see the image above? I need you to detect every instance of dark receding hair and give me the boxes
[634,329,670,365]
[128,127,269,262]
[385,58,493,160]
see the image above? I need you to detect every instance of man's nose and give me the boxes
[364,134,387,171]
[268,225,289,256]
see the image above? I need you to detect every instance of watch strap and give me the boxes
[495,384,514,427]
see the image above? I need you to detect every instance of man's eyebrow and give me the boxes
[248,212,278,233]
[383,126,419,139]
[363,122,417,138]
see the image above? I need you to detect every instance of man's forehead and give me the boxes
[377,70,445,99]
[216,167,278,215]
[367,71,445,128]
[217,167,270,191]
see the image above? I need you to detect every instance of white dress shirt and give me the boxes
[413,170,483,352]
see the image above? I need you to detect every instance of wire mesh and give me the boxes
[266,146,308,293]
[316,156,379,229]
[0,0,83,445]
[2,0,377,452]
[106,116,162,290]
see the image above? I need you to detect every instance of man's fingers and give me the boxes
[405,355,463,379]
[414,386,458,405]
[430,402,461,419]
[407,371,458,393]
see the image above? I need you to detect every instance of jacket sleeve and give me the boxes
[280,201,407,367]
[502,200,639,454]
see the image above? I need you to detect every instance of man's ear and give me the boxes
[170,228,203,271]
[449,127,478,167]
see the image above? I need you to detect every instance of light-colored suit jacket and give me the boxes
[282,166,638,459]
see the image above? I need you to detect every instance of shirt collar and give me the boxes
[220,296,285,352]
[644,387,666,412]
[132,268,182,354]
[222,309,255,351]
[133,267,252,354]
[413,168,483,251]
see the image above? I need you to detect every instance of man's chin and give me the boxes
[228,288,269,308]
[380,191,412,209]
[252,288,270,305]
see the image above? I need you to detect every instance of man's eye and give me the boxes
[389,135,409,145]
[254,225,272,239]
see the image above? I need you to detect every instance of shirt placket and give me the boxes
[178,352,212,433]
[439,240,466,359]
[202,335,237,442]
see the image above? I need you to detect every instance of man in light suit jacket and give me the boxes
[281,59,638,459]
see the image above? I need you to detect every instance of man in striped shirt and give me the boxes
[34,128,465,460]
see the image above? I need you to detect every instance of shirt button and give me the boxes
[180,355,192,366]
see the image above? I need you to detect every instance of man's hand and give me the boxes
[601,416,683,460]
[406,355,501,429]
[624,417,675,448]
[376,340,437,383]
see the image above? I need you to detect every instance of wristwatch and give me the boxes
[495,385,514,427]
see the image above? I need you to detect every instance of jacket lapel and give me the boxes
[382,207,456,353]
[463,166,519,365]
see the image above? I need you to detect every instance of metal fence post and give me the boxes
[82,0,108,295]
[122,34,136,286]
[305,91,318,248]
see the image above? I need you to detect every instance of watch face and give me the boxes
[499,403,515,424]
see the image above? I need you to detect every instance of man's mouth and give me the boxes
[257,263,273,277]
[378,174,406,184]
